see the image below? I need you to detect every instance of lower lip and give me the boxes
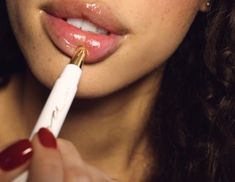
[41,13,122,63]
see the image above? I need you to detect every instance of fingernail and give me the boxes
[0,139,33,171]
[38,128,57,148]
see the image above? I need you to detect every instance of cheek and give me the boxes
[6,0,57,78]
[7,0,32,36]
[128,0,199,63]
[128,0,199,31]
[110,0,200,86]
[128,0,199,36]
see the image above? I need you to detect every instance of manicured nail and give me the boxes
[0,139,33,171]
[38,128,57,148]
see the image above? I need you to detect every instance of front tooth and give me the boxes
[67,18,84,29]
[67,18,108,35]
[81,20,98,33]
[96,27,108,35]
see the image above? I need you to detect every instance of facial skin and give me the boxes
[2,1,209,180]
[6,0,206,98]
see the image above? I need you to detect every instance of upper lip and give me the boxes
[40,0,128,35]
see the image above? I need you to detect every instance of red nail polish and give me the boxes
[0,139,33,171]
[38,128,57,148]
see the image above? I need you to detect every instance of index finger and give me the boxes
[28,128,63,182]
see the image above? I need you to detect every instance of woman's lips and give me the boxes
[42,13,122,63]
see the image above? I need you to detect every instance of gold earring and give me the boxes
[206,1,211,8]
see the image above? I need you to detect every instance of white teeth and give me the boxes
[67,18,84,29]
[67,18,108,35]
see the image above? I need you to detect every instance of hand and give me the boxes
[0,128,119,182]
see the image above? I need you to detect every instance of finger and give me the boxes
[0,139,33,182]
[58,139,115,182]
[57,139,91,182]
[86,164,116,182]
[28,128,63,182]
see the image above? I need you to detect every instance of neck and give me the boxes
[2,68,163,181]
[60,71,160,178]
[0,75,28,144]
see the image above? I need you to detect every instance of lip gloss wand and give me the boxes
[13,46,87,182]
[30,46,86,138]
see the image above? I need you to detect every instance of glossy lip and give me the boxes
[40,0,128,63]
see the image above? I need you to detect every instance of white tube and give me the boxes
[13,46,86,182]
[13,64,82,182]
[30,64,81,138]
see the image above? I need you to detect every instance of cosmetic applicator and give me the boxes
[13,46,87,182]
[30,46,86,138]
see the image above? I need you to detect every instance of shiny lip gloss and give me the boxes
[41,1,128,63]
[42,12,121,63]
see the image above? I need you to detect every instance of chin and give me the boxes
[75,79,123,99]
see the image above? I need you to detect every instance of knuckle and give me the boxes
[85,165,115,182]
[65,166,83,176]
[58,139,81,155]
[58,139,74,148]
[76,175,92,182]
[64,166,92,182]
[0,174,8,182]
[111,178,120,182]
[39,158,61,172]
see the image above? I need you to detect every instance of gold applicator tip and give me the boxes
[70,46,87,68]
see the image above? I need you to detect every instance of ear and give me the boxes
[199,0,211,12]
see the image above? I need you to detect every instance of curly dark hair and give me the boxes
[147,0,235,181]
[0,0,234,182]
